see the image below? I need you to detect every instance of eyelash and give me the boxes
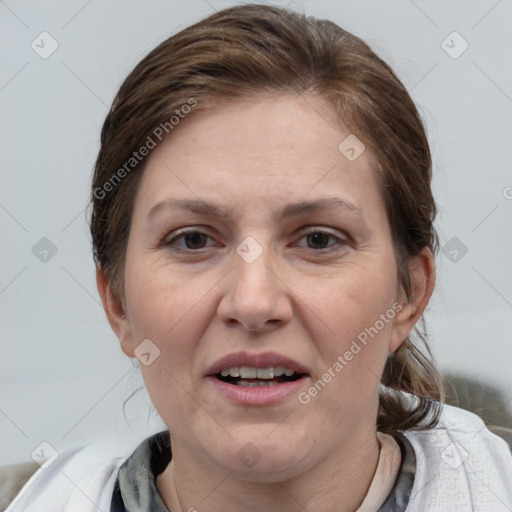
[162,227,349,254]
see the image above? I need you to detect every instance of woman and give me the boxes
[6,4,512,511]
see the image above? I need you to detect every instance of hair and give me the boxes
[89,3,444,434]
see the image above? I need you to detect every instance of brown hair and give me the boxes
[89,3,444,433]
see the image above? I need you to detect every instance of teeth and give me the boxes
[220,366,297,379]
[256,367,274,379]
[274,366,285,377]
[240,366,258,378]
[236,380,280,387]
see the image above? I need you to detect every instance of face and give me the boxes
[113,93,413,480]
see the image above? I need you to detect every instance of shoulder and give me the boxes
[0,461,39,511]
[3,432,152,512]
[402,402,512,511]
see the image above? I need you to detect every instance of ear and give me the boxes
[96,265,135,358]
[389,246,436,353]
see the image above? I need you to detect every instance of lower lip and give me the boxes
[207,376,309,405]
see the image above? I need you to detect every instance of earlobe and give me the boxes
[95,265,134,357]
[389,247,436,353]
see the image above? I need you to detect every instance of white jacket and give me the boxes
[5,403,512,511]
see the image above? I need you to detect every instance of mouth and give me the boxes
[214,366,305,387]
[206,352,310,405]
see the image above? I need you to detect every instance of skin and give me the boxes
[97,92,435,512]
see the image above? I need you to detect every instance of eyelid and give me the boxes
[297,226,346,239]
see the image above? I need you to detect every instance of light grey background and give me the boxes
[1,0,511,465]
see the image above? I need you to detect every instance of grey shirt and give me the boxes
[110,430,416,511]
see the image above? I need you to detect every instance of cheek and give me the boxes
[123,259,217,399]
[303,257,397,343]
[128,283,210,430]
[124,252,211,340]
[298,260,397,403]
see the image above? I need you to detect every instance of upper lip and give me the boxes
[206,351,310,376]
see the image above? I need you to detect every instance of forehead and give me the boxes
[149,93,363,163]
[132,93,384,221]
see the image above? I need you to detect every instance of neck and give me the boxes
[157,425,380,512]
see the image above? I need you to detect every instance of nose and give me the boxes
[216,238,293,333]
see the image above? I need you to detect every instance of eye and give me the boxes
[163,229,216,252]
[295,229,347,251]
[162,227,348,254]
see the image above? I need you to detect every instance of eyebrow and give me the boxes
[147,197,364,224]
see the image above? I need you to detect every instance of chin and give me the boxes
[217,429,313,480]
